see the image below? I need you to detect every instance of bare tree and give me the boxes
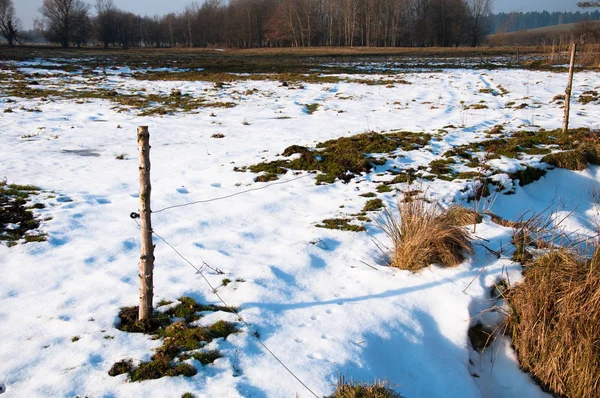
[0,0,20,46]
[40,0,90,47]
[468,0,492,46]
[94,0,117,48]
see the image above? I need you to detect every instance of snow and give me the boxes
[1,60,598,397]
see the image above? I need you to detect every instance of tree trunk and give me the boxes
[137,126,154,321]
[563,43,577,134]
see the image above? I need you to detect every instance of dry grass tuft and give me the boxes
[328,376,402,398]
[506,247,600,398]
[441,205,483,227]
[379,200,473,271]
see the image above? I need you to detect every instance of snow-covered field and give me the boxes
[1,59,599,397]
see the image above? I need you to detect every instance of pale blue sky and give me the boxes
[15,0,584,30]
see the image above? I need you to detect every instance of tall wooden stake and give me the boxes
[137,126,154,321]
[563,43,577,134]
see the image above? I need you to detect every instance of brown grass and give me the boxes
[441,205,483,227]
[506,247,600,398]
[328,376,402,398]
[379,200,473,271]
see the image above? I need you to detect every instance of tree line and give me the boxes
[1,0,493,48]
[489,10,600,34]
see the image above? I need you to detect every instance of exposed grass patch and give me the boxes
[0,181,47,246]
[376,184,393,193]
[509,166,546,187]
[579,90,599,105]
[438,128,600,188]
[240,131,430,184]
[137,70,344,84]
[112,297,237,382]
[2,82,236,116]
[466,103,488,110]
[316,218,366,232]
[428,158,455,176]
[108,360,133,377]
[506,248,600,398]
[542,150,588,171]
[363,199,384,212]
[186,350,222,365]
[328,376,403,398]
[305,103,321,114]
[379,201,473,271]
[359,192,377,198]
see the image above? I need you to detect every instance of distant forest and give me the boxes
[2,0,600,49]
[489,11,600,34]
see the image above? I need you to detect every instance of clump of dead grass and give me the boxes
[441,205,483,227]
[505,246,600,398]
[379,200,473,271]
[328,376,402,398]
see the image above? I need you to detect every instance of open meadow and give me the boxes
[0,47,599,398]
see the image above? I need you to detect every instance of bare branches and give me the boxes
[40,0,90,47]
[0,0,19,47]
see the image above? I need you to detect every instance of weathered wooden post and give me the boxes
[137,126,154,321]
[563,43,577,135]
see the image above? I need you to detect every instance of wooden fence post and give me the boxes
[563,43,577,135]
[137,126,154,321]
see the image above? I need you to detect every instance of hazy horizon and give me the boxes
[14,0,585,30]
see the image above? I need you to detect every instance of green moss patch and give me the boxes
[0,181,47,246]
[112,297,238,382]
[363,199,384,212]
[542,151,588,171]
[240,131,431,184]
[316,218,366,232]
[429,158,455,176]
[376,184,393,193]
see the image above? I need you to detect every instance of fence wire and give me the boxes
[131,173,321,398]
